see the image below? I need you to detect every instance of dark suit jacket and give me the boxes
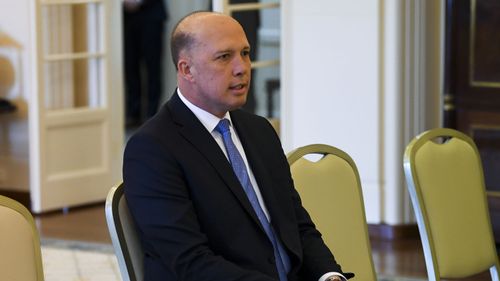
[123,92,350,281]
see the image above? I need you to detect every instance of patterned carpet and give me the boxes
[41,239,120,281]
[40,239,426,281]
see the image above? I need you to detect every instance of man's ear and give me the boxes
[178,59,195,82]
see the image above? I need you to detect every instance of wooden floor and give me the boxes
[35,203,495,280]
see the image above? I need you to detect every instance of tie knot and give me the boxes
[215,119,231,135]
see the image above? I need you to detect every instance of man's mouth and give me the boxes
[229,84,246,90]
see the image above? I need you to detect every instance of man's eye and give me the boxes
[242,50,250,56]
[218,54,230,60]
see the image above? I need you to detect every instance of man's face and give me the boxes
[186,16,251,117]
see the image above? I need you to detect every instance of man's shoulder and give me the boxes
[231,109,280,143]
[231,109,271,127]
[127,105,176,145]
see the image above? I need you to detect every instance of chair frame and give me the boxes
[105,183,143,281]
[0,195,44,281]
[287,143,375,281]
[403,128,500,281]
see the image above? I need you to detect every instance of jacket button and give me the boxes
[268,257,275,264]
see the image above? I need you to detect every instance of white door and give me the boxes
[29,0,123,213]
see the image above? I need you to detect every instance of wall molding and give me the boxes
[368,223,419,240]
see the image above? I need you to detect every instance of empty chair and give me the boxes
[404,128,500,281]
[0,195,44,281]
[105,183,144,281]
[287,144,376,281]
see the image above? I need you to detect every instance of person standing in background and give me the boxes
[123,0,168,128]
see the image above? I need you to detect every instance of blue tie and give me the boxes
[215,119,290,281]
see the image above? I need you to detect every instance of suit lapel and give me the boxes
[230,112,287,233]
[232,112,302,261]
[167,93,264,230]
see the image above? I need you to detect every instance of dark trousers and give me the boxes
[124,17,164,122]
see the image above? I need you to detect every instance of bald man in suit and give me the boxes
[123,11,353,281]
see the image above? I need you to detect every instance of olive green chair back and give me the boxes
[404,128,500,281]
[105,183,144,281]
[287,144,376,281]
[0,195,44,281]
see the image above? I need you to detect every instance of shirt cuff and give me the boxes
[318,272,347,281]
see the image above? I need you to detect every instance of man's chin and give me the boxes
[226,96,247,111]
[234,99,248,111]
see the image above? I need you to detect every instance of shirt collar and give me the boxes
[177,88,232,132]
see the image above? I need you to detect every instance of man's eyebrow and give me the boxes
[215,49,233,54]
[213,46,250,56]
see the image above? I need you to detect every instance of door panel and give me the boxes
[30,0,122,213]
[444,0,500,243]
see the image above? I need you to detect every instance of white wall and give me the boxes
[281,0,443,224]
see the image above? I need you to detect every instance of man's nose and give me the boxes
[233,55,250,76]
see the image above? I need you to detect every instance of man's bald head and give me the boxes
[170,11,243,70]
